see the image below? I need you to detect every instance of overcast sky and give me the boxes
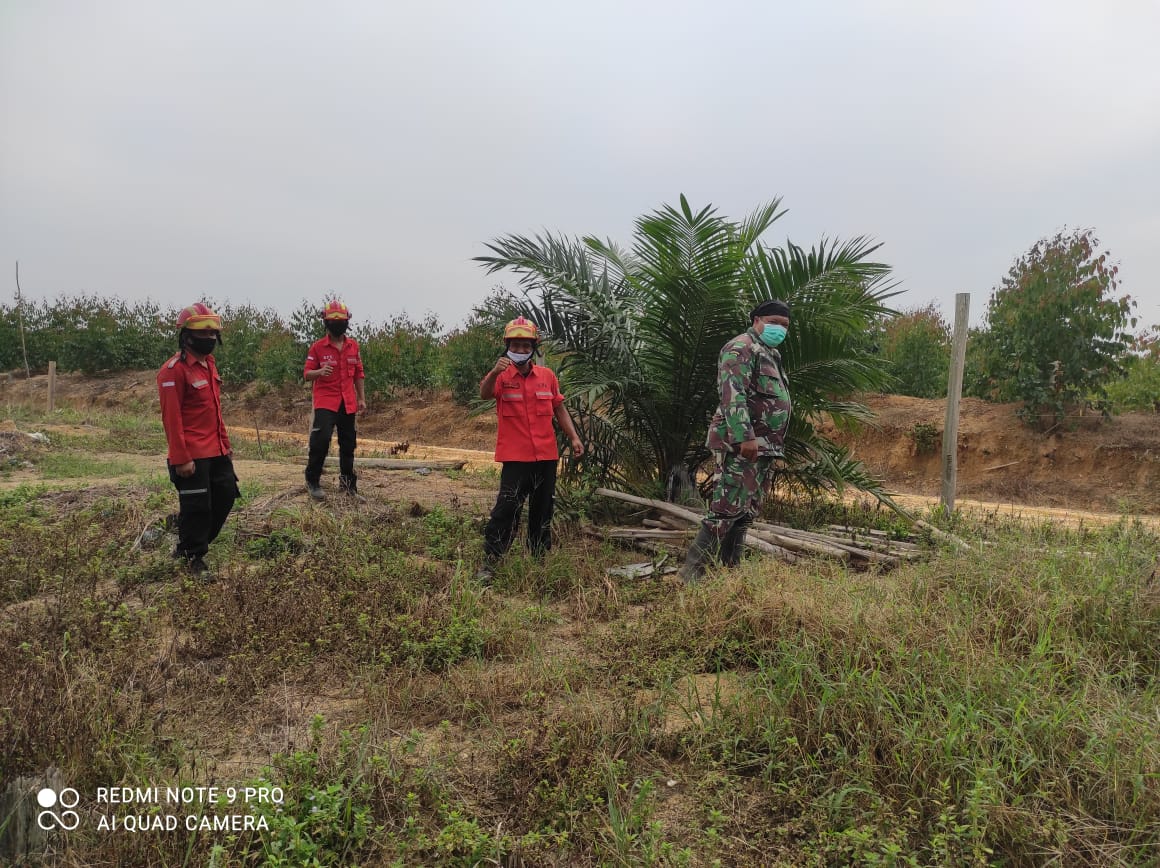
[2,1,1158,335]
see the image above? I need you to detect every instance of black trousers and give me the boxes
[169,455,239,560]
[483,460,557,560]
[305,404,357,489]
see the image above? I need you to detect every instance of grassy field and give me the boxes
[1,412,1158,866]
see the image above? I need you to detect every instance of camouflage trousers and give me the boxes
[701,451,776,541]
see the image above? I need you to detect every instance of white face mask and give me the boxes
[506,350,533,364]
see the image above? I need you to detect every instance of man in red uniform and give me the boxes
[157,303,239,579]
[303,300,367,501]
[477,317,584,580]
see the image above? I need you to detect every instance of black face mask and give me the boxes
[325,320,349,337]
[187,336,218,356]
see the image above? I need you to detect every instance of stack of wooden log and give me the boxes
[594,488,934,570]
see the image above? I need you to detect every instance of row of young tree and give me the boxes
[0,295,509,404]
[2,198,1153,500]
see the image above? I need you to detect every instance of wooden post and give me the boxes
[0,766,67,861]
[940,293,970,512]
[47,361,57,412]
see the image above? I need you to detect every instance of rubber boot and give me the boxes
[678,525,720,585]
[721,516,753,567]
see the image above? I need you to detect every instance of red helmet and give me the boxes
[176,302,222,331]
[322,300,351,321]
[503,316,539,342]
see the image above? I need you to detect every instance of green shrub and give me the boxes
[443,322,503,405]
[909,421,940,454]
[880,304,950,398]
[1104,341,1160,413]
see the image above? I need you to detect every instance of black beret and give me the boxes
[750,299,791,320]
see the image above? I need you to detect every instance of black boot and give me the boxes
[185,556,215,583]
[721,515,753,567]
[339,475,365,502]
[679,525,720,585]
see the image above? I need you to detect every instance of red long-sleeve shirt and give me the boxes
[157,352,231,465]
[304,336,365,411]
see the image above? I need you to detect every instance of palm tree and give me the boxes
[476,195,899,500]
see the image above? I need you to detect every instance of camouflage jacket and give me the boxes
[705,328,792,456]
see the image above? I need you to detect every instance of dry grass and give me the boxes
[1,450,1158,865]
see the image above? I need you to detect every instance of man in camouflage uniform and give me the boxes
[679,299,793,583]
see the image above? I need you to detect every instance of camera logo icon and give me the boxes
[36,787,80,831]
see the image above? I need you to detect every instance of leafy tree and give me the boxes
[0,303,22,371]
[212,302,290,386]
[290,298,326,346]
[442,289,520,405]
[971,228,1136,426]
[477,195,899,499]
[962,326,989,400]
[255,331,308,386]
[879,303,950,398]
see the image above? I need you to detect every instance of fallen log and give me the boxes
[826,525,924,549]
[741,534,797,563]
[594,488,705,525]
[829,524,888,536]
[829,535,925,554]
[608,527,797,563]
[749,521,910,563]
[744,526,852,562]
[915,519,973,551]
[857,497,973,551]
[606,527,693,540]
[292,457,467,470]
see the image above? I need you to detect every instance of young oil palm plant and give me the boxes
[476,195,899,500]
